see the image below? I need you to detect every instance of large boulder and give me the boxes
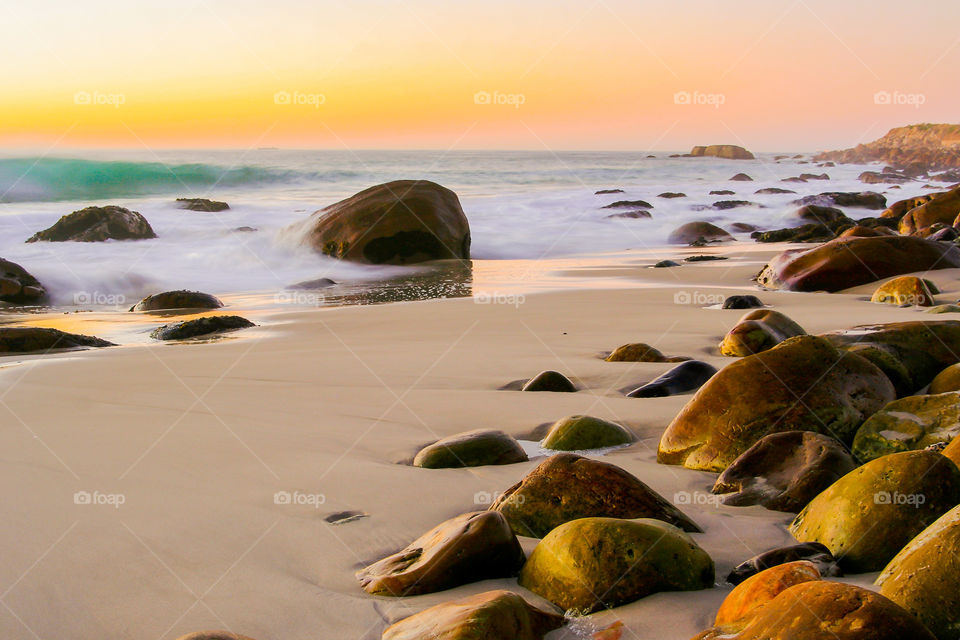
[851,392,960,461]
[691,581,937,640]
[789,450,960,572]
[871,276,937,307]
[881,193,938,220]
[930,363,960,393]
[292,180,470,265]
[690,145,755,160]
[668,221,733,244]
[150,316,254,340]
[713,431,856,512]
[382,590,564,640]
[719,309,805,357]
[756,236,960,292]
[413,429,527,468]
[490,453,700,538]
[518,517,714,613]
[626,360,717,398]
[877,505,960,640]
[541,415,634,451]
[0,258,46,304]
[26,206,156,242]
[899,185,960,234]
[131,290,223,312]
[658,336,894,472]
[0,327,115,353]
[714,561,822,626]
[356,511,524,596]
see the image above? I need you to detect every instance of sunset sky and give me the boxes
[2,0,958,151]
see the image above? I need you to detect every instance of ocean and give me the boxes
[0,149,898,307]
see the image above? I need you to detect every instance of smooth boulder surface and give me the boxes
[658,336,894,472]
[691,144,755,160]
[877,505,960,640]
[0,257,46,304]
[852,392,960,461]
[150,315,254,340]
[882,193,938,220]
[871,276,936,307]
[691,581,937,640]
[930,363,960,393]
[726,542,841,585]
[668,221,733,244]
[382,590,564,640]
[604,342,687,362]
[413,429,528,468]
[899,185,960,234]
[26,205,156,242]
[176,198,229,212]
[521,370,576,392]
[789,450,960,572]
[756,235,960,292]
[0,327,115,353]
[946,438,960,467]
[626,360,717,398]
[719,309,805,357]
[541,415,634,451]
[489,453,701,538]
[793,191,887,209]
[793,204,847,225]
[722,295,763,309]
[131,290,223,312]
[356,511,525,596]
[713,431,856,512]
[294,180,470,265]
[518,517,714,614]
[714,561,822,626]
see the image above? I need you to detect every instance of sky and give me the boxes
[1,0,958,152]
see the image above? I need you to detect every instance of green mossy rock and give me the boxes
[658,335,894,472]
[413,429,528,468]
[518,517,714,614]
[719,309,806,357]
[541,415,635,451]
[789,450,960,572]
[930,363,960,393]
[382,589,564,640]
[852,393,960,462]
[490,453,701,538]
[877,505,960,640]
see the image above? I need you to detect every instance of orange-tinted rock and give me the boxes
[871,276,936,307]
[714,561,821,626]
[838,224,893,238]
[719,309,805,357]
[899,185,960,234]
[944,438,960,468]
[691,145,755,160]
[604,343,688,362]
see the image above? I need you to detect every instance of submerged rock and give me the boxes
[519,517,714,614]
[595,189,624,194]
[626,360,717,398]
[658,192,686,198]
[286,277,336,290]
[0,327,115,353]
[667,221,733,244]
[490,453,701,538]
[176,198,230,212]
[713,200,757,210]
[726,542,841,585]
[541,415,634,450]
[711,189,737,195]
[26,205,156,242]
[0,257,46,304]
[521,370,576,392]
[150,315,255,340]
[792,191,887,209]
[722,295,763,309]
[719,309,805,357]
[602,199,653,209]
[413,429,528,468]
[131,290,224,312]
[356,511,524,596]
[851,392,960,461]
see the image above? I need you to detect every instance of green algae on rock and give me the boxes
[413,429,527,468]
[852,392,960,462]
[541,415,635,451]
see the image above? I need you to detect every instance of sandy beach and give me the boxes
[1,242,947,639]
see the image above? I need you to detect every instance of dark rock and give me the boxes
[131,290,223,312]
[26,206,156,242]
[150,315,255,340]
[722,295,764,309]
[658,192,686,198]
[799,173,830,181]
[713,200,758,210]
[176,198,230,212]
[685,255,728,262]
[927,226,959,241]
[413,429,527,468]
[653,259,681,268]
[231,226,257,233]
[668,221,733,244]
[754,188,796,195]
[626,360,717,398]
[595,189,624,194]
[0,327,115,353]
[751,223,844,244]
[541,415,635,450]
[728,222,758,232]
[729,173,753,181]
[602,199,653,209]
[605,210,651,219]
[0,258,46,304]
[792,191,887,209]
[726,542,841,585]
[794,204,848,225]
[287,278,336,290]
[859,171,909,184]
[521,370,576,392]
[711,189,736,195]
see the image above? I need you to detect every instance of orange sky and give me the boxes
[1,0,958,151]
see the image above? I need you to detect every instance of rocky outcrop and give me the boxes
[150,316,254,340]
[131,290,223,312]
[0,258,46,304]
[814,124,960,170]
[898,185,960,234]
[176,198,229,212]
[26,206,157,242]
[0,327,115,353]
[691,145,755,160]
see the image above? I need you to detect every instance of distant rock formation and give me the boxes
[690,145,755,160]
[815,124,960,170]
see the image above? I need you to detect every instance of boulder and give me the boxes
[838,224,893,238]
[722,295,764,309]
[658,192,686,198]
[26,206,156,242]
[714,561,822,626]
[604,343,687,362]
[292,180,470,265]
[711,189,737,195]
[490,453,701,538]
[860,170,909,184]
[653,259,680,268]
[686,255,727,262]
[691,145,755,160]
[713,431,856,512]
[793,204,847,225]
[176,198,229,212]
[871,276,937,307]
[286,278,336,290]
[877,505,960,640]
[0,327,115,353]
[518,517,714,613]
[626,360,717,398]
[729,173,753,181]
[882,193,938,220]
[521,370,576,392]
[930,363,960,393]
[756,236,960,292]
[382,590,564,640]
[131,290,223,312]
[789,450,960,572]
[667,222,733,244]
[413,430,528,468]
[713,200,757,210]
[719,309,805,357]
[851,392,960,462]
[691,581,937,640]
[0,258,46,304]
[799,173,829,181]
[150,315,254,340]
[899,185,960,234]
[728,222,759,232]
[602,199,653,209]
[658,336,894,471]
[842,343,914,397]
[726,542,840,585]
[595,189,624,195]
[605,210,651,220]
[792,191,887,209]
[944,438,960,468]
[356,511,525,596]
[754,188,796,195]
[751,222,846,243]
[541,415,635,451]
